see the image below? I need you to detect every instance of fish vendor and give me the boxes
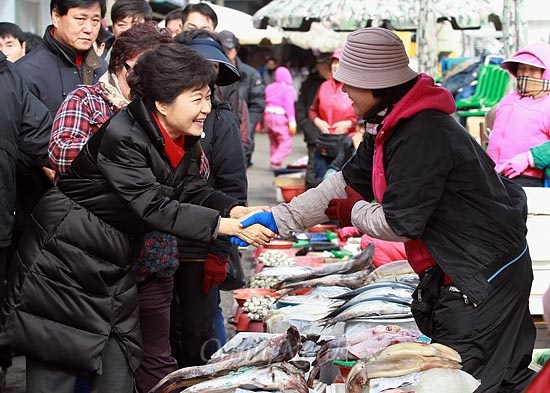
[240,27,535,393]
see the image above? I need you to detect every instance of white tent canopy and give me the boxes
[189,1,284,46]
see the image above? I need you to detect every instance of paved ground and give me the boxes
[4,131,308,392]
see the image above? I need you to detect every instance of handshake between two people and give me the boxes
[229,209,280,247]
[221,206,279,248]
[228,185,365,247]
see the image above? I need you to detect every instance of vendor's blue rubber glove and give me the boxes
[230,237,249,247]
[239,212,279,233]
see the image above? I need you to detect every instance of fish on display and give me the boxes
[306,326,420,387]
[280,268,373,290]
[148,327,302,393]
[322,295,411,321]
[330,281,416,301]
[275,243,375,287]
[178,362,309,393]
[345,342,462,393]
[323,286,414,320]
[321,297,412,326]
[363,260,416,284]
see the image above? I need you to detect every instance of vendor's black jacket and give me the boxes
[0,99,242,373]
[0,52,52,248]
[235,56,265,132]
[296,69,325,145]
[178,99,247,259]
[343,75,528,306]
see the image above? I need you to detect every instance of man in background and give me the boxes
[164,8,183,36]
[180,2,218,32]
[296,52,332,189]
[110,0,152,37]
[0,22,26,63]
[218,29,265,167]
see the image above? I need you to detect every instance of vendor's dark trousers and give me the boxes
[135,275,177,393]
[26,336,134,393]
[305,143,319,190]
[170,261,219,367]
[420,250,535,393]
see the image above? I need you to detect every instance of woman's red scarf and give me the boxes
[151,112,185,169]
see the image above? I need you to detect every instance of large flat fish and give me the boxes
[148,327,301,393]
[176,362,309,393]
[275,244,375,287]
[362,260,415,285]
[346,354,462,393]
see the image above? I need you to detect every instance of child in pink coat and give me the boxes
[263,66,297,168]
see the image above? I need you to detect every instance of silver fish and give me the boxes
[322,298,411,326]
[148,327,301,393]
[275,244,375,287]
[178,363,309,393]
[330,281,416,301]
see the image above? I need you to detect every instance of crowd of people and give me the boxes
[1,0,550,392]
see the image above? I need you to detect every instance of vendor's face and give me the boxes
[342,84,382,117]
[517,63,544,79]
[156,85,212,139]
[52,4,101,52]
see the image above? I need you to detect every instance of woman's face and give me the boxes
[342,84,382,117]
[116,54,141,100]
[517,63,544,79]
[331,58,339,75]
[156,85,212,139]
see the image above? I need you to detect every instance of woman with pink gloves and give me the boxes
[487,42,550,187]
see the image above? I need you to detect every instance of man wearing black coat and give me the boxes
[295,53,331,189]
[13,0,108,253]
[0,50,52,389]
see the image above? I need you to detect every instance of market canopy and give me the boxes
[253,0,500,32]
[253,0,504,77]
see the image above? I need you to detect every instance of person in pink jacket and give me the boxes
[309,48,358,182]
[487,41,550,187]
[263,66,297,169]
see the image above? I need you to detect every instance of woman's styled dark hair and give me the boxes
[50,0,106,18]
[109,21,173,74]
[128,43,216,110]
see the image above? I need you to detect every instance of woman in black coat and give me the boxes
[0,43,274,393]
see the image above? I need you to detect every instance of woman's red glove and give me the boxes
[325,185,364,228]
[202,253,228,294]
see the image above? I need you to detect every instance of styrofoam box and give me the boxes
[524,188,550,316]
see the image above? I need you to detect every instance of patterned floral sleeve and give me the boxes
[49,85,113,175]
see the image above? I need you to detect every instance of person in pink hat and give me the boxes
[240,27,536,393]
[487,41,550,187]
